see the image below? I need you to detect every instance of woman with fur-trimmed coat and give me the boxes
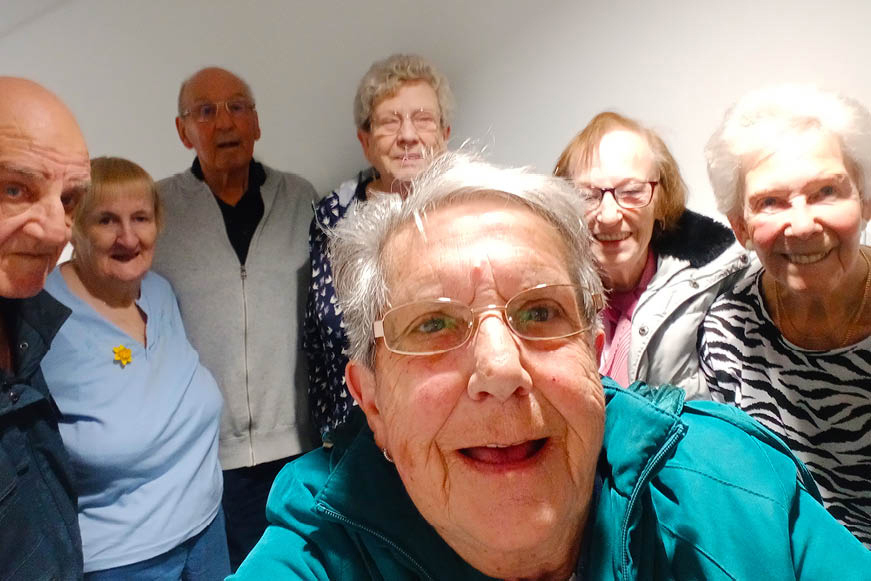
[555,112,750,398]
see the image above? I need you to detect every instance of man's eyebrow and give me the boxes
[0,162,45,180]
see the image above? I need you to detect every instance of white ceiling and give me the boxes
[0,0,69,39]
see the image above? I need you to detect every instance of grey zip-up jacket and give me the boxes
[625,211,752,398]
[153,163,317,469]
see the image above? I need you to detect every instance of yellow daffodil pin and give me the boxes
[113,344,132,368]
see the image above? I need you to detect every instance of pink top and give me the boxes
[599,250,657,387]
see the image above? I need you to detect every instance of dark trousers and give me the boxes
[222,456,297,571]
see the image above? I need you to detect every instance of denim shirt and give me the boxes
[0,291,82,580]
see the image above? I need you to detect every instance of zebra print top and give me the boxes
[699,266,871,547]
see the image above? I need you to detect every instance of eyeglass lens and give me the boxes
[578,182,654,209]
[190,100,253,123]
[380,285,585,355]
[372,109,439,135]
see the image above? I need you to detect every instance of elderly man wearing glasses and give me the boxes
[554,112,751,397]
[152,66,318,571]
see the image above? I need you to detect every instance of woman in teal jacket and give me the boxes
[233,153,870,580]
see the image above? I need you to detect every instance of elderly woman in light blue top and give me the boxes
[41,157,228,579]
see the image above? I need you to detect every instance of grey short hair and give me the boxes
[328,151,605,368]
[353,53,455,131]
[176,67,255,116]
[705,84,871,217]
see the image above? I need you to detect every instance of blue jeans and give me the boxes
[84,508,230,580]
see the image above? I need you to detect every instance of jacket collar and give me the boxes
[599,378,686,496]
[652,210,736,268]
[0,290,70,378]
[184,158,277,213]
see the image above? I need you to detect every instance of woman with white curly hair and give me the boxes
[303,54,454,439]
[700,85,871,546]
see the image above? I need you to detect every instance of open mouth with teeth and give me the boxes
[459,438,548,466]
[783,249,832,264]
[110,251,140,263]
[594,232,631,242]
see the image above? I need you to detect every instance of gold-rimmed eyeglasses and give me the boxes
[373,284,603,356]
[180,99,256,124]
[370,108,440,136]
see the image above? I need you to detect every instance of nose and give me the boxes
[595,191,623,226]
[466,313,533,402]
[784,199,822,239]
[396,116,420,144]
[214,103,234,129]
[21,191,70,249]
[117,221,138,248]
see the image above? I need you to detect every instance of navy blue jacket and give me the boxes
[0,291,82,580]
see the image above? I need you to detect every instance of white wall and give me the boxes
[3,0,871,218]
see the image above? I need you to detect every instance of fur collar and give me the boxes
[652,210,736,268]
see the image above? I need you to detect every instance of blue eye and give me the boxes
[517,306,553,323]
[3,184,24,199]
[416,315,458,334]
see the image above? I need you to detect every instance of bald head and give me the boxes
[0,77,86,149]
[177,67,254,116]
[0,77,90,297]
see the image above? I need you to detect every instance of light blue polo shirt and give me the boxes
[42,267,224,573]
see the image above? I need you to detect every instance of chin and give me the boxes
[0,273,50,299]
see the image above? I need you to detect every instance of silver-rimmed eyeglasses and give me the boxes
[180,99,256,123]
[577,181,657,209]
[370,108,440,136]
[373,284,603,356]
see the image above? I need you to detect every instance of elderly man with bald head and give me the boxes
[151,66,318,569]
[0,77,89,579]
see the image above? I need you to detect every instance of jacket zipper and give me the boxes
[241,263,254,465]
[620,421,687,579]
[317,504,435,580]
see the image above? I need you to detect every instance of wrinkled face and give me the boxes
[348,199,604,577]
[176,68,261,175]
[732,129,869,295]
[358,80,450,191]
[74,186,157,285]
[573,130,658,291]
[0,95,89,297]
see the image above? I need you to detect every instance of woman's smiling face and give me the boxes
[346,198,605,578]
[731,128,869,296]
[573,130,659,291]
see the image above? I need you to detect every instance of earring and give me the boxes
[382,448,394,464]
[743,239,754,251]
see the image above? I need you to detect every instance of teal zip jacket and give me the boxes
[231,380,871,580]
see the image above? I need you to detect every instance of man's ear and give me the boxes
[442,124,451,141]
[345,359,387,446]
[175,117,194,149]
[253,111,262,142]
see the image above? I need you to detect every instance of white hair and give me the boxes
[353,53,455,131]
[705,84,871,217]
[328,151,605,367]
